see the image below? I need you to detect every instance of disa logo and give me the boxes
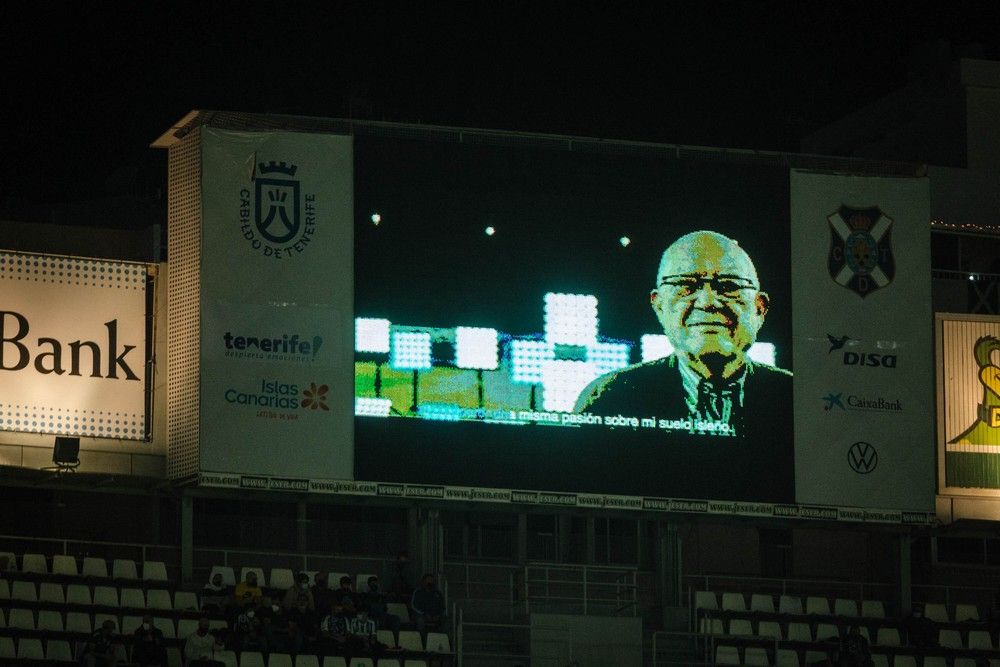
[826,333,897,369]
[239,161,317,259]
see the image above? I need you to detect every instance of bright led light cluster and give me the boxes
[390,331,432,370]
[510,340,555,383]
[640,334,674,362]
[419,403,463,421]
[544,293,599,346]
[455,327,499,370]
[587,341,630,374]
[541,360,598,412]
[748,342,776,366]
[355,318,391,354]
[355,397,392,417]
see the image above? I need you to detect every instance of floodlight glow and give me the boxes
[455,327,499,370]
[640,334,674,362]
[620,236,630,247]
[371,213,382,225]
[419,403,463,421]
[510,340,554,383]
[390,331,432,370]
[355,397,392,417]
[748,342,777,366]
[485,226,496,236]
[543,293,599,346]
[541,360,599,412]
[587,342,630,374]
[356,318,391,353]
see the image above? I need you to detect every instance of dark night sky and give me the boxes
[3,2,999,216]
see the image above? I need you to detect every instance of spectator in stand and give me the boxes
[317,602,349,658]
[363,575,401,636]
[283,571,316,611]
[132,614,166,667]
[234,571,263,606]
[902,604,937,648]
[411,573,446,637]
[202,572,231,612]
[286,588,318,655]
[184,617,223,667]
[81,619,121,667]
[333,575,358,611]
[313,572,336,617]
[387,550,414,598]
[838,625,872,667]
[346,607,384,658]
[254,595,281,652]
[232,595,268,652]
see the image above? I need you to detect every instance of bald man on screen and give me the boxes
[574,231,791,435]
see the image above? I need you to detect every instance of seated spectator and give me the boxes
[362,575,400,635]
[184,617,223,667]
[386,550,414,598]
[285,588,318,654]
[411,573,446,636]
[232,595,268,652]
[317,603,351,657]
[346,607,385,656]
[81,619,121,667]
[254,595,282,651]
[838,625,872,667]
[132,614,166,667]
[283,571,315,611]
[902,604,937,648]
[202,572,231,612]
[333,575,357,610]
[234,571,263,606]
[313,572,336,617]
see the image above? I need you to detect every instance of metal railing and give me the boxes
[524,563,639,616]
[455,605,531,667]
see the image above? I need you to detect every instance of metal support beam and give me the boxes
[296,500,308,553]
[899,532,912,614]
[180,492,193,586]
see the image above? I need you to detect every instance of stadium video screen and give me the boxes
[353,136,793,502]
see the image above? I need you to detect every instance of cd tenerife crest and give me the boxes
[827,205,895,297]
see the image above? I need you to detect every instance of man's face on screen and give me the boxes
[651,231,768,379]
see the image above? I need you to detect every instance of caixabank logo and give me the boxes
[239,160,317,259]
[224,379,330,421]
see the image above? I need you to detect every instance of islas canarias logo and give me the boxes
[950,336,1000,446]
[238,160,317,259]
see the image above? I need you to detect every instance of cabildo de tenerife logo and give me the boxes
[239,159,317,259]
[223,331,323,364]
[225,379,330,421]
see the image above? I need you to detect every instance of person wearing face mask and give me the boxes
[362,576,400,637]
[184,617,222,667]
[202,572,230,613]
[283,571,315,612]
[312,572,336,617]
[131,614,166,667]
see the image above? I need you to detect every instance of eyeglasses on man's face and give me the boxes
[658,275,758,299]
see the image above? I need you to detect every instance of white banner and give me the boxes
[791,171,933,511]
[200,130,354,479]
[0,251,148,439]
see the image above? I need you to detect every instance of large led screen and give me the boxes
[353,137,794,502]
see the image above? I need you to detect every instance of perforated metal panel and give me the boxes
[166,130,202,480]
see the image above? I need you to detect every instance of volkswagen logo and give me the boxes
[847,441,878,474]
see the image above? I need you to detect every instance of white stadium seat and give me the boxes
[861,600,885,618]
[240,566,267,587]
[939,629,962,649]
[721,592,746,611]
[17,638,45,660]
[154,617,176,639]
[210,565,237,587]
[758,620,782,640]
[323,658,348,667]
[805,596,830,615]
[729,619,753,635]
[38,610,64,632]
[177,618,199,639]
[377,629,396,647]
[969,630,994,650]
[894,655,916,667]
[120,587,146,609]
[834,598,858,616]
[214,651,238,667]
[398,630,424,651]
[694,590,717,611]
[779,594,803,615]
[175,591,200,611]
[745,647,769,666]
[122,615,143,635]
[147,588,173,610]
[241,651,266,667]
[355,573,377,591]
[83,557,109,578]
[776,648,799,667]
[715,645,740,665]
[94,585,120,607]
[46,639,74,662]
[39,582,65,604]
[386,602,410,623]
[269,654,294,667]
[0,552,17,571]
[295,655,321,667]
[143,560,169,581]
[0,638,13,659]
[67,612,93,633]
[876,628,900,646]
[426,632,451,652]
[12,580,37,601]
[815,623,839,641]
[52,554,79,576]
[270,568,296,590]
[349,659,374,667]
[67,583,92,605]
[750,593,774,612]
[923,603,949,623]
[955,603,979,622]
[113,558,138,579]
[22,553,48,574]
[0,580,8,599]
[9,608,35,630]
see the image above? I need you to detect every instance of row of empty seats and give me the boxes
[1,551,168,581]
[696,590,984,623]
[0,635,433,667]
[0,608,225,636]
[210,566,381,592]
[701,617,1000,649]
[0,579,199,610]
[714,644,1000,667]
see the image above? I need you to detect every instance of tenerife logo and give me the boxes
[239,160,316,259]
[950,336,1000,446]
[224,379,330,420]
[223,332,323,363]
[828,205,895,298]
[826,333,897,369]
[822,391,902,413]
[0,311,139,381]
[847,441,878,474]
